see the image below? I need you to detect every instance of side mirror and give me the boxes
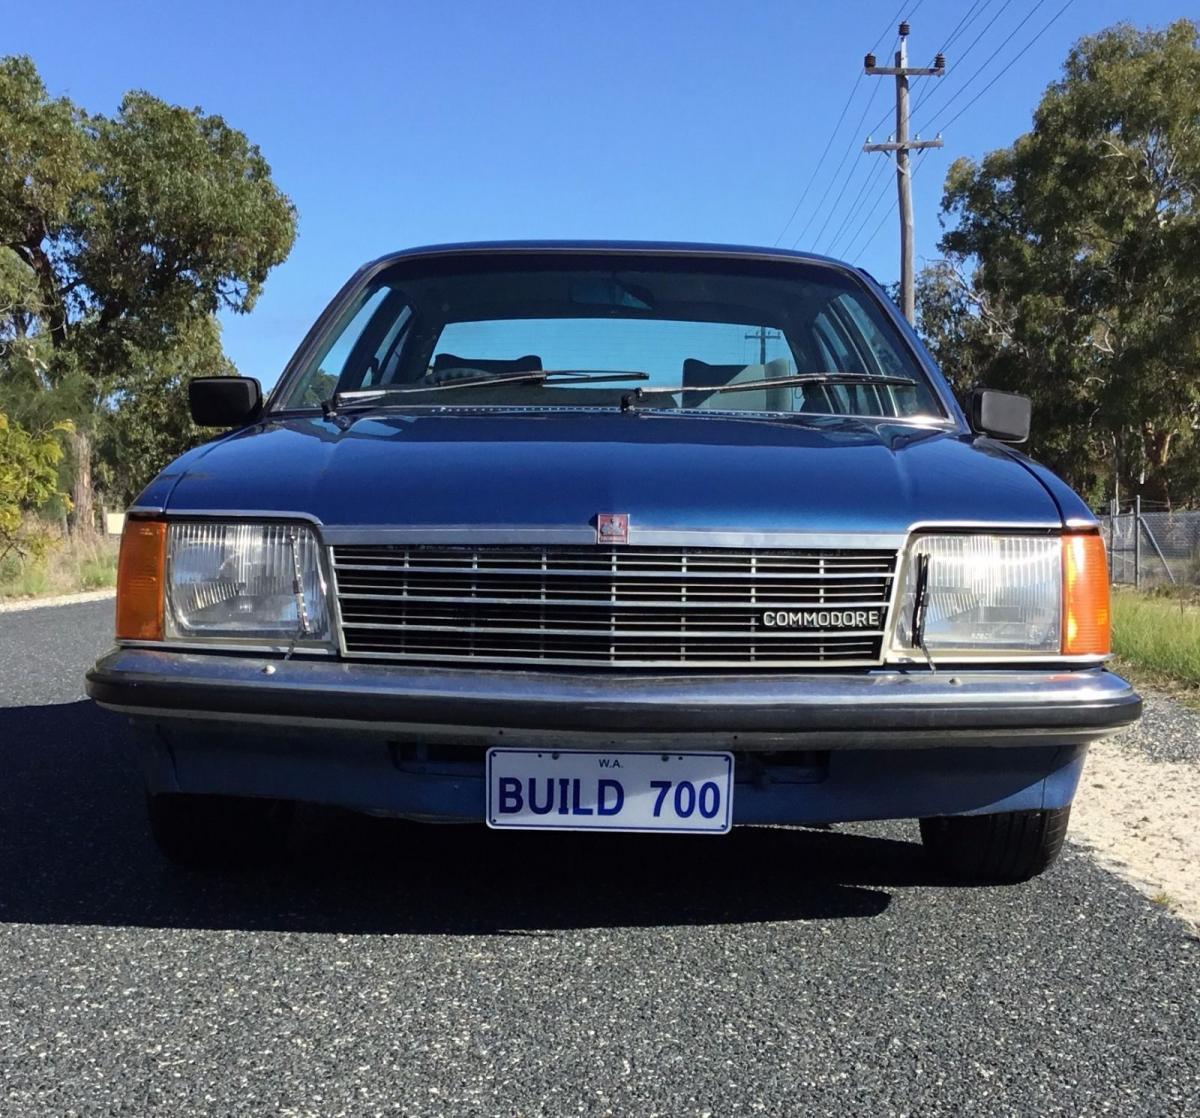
[189,377,263,427]
[968,388,1031,444]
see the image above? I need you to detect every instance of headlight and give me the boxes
[889,535,1062,659]
[164,521,331,646]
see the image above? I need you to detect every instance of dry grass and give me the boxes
[0,526,118,600]
[1111,587,1200,705]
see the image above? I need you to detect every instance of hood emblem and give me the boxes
[596,513,629,545]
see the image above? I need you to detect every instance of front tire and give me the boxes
[146,793,293,868]
[919,806,1071,883]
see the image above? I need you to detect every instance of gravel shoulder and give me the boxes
[0,588,115,614]
[1072,691,1200,929]
[1112,690,1200,763]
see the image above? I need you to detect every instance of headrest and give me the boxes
[432,353,542,375]
[682,358,745,390]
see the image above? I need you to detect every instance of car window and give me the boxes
[279,260,944,420]
[812,310,865,374]
[430,318,796,388]
[372,305,413,385]
[835,292,910,380]
[293,286,393,407]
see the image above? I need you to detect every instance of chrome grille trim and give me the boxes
[331,545,899,668]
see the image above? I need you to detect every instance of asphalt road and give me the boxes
[1,600,1198,1116]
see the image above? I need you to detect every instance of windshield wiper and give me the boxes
[619,372,918,413]
[323,370,650,417]
[910,551,936,672]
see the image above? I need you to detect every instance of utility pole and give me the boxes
[744,325,783,365]
[863,22,945,324]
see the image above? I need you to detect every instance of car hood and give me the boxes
[148,410,1065,536]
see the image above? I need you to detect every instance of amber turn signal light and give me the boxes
[115,519,166,641]
[1062,533,1110,657]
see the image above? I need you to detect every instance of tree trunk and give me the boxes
[1140,426,1174,509]
[68,429,96,537]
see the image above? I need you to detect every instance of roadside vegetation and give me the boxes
[0,525,117,599]
[0,54,295,598]
[915,20,1200,511]
[1111,587,1200,702]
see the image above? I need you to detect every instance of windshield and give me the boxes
[279,256,945,419]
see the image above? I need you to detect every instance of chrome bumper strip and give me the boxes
[87,647,1141,751]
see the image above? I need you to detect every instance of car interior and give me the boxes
[286,260,938,418]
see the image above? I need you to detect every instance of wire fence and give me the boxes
[1100,502,1200,587]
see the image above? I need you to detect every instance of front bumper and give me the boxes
[87,649,1139,824]
[86,647,1141,751]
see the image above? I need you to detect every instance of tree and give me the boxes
[95,318,236,507]
[0,56,295,526]
[919,20,1200,506]
[0,412,72,563]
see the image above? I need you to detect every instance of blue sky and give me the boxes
[8,0,1189,386]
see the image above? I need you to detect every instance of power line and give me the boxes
[852,149,935,265]
[861,21,945,322]
[805,6,961,253]
[780,0,1060,271]
[938,0,992,55]
[838,133,921,261]
[916,0,1047,128]
[848,187,899,264]
[783,30,901,250]
[866,0,1012,139]
[821,1,983,259]
[844,164,904,262]
[851,0,1075,286]
[802,75,889,250]
[929,0,1075,134]
[772,0,921,246]
[839,11,950,268]
[912,0,1017,117]
[941,0,1017,66]
[854,196,900,265]
[841,144,916,263]
[772,80,862,246]
[824,155,890,257]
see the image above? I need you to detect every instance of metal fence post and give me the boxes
[1103,500,1114,583]
[1099,505,1200,586]
[1134,495,1142,589]
[1142,510,1178,584]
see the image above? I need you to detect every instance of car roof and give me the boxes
[364,239,862,274]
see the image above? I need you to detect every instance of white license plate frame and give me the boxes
[485,748,734,834]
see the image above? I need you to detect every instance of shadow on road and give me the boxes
[0,700,955,935]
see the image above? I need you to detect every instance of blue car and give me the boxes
[87,241,1141,880]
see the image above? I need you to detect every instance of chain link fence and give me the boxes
[1100,503,1200,586]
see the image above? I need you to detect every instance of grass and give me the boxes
[1111,586,1200,702]
[0,529,118,601]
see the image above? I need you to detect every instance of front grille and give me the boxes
[331,545,898,668]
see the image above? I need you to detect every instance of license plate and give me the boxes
[485,749,734,834]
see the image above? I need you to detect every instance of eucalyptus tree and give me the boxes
[919,20,1200,506]
[0,56,296,529]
